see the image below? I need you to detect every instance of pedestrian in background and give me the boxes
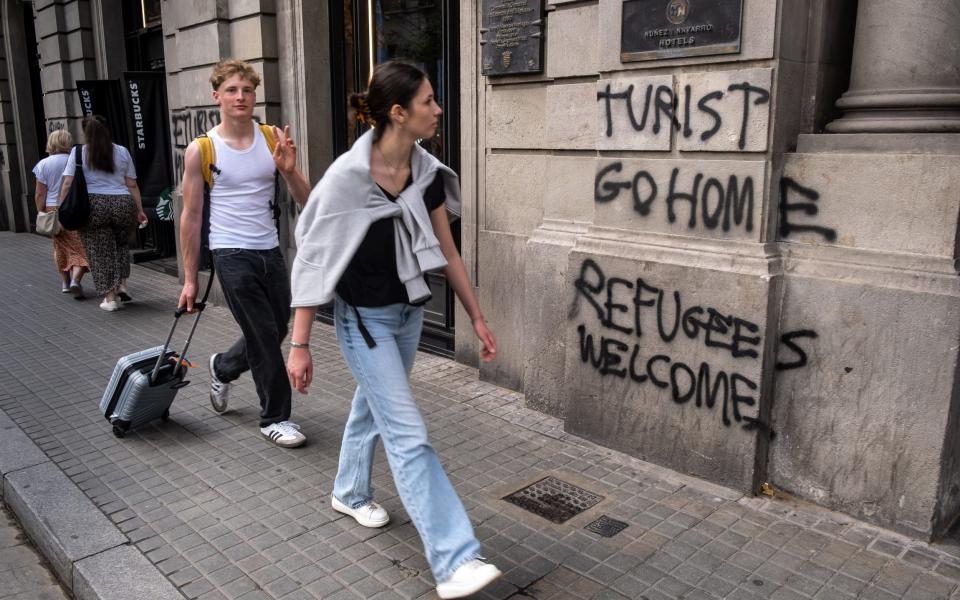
[59,116,147,312]
[286,60,501,599]
[33,129,89,298]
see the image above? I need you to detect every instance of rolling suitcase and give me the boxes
[99,271,213,438]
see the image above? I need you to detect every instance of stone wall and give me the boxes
[0,0,95,232]
[466,0,960,538]
[163,1,282,194]
[768,144,960,540]
[33,0,97,139]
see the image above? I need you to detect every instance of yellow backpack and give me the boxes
[195,123,277,190]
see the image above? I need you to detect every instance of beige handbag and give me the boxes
[36,209,61,237]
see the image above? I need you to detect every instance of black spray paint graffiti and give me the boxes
[171,108,221,184]
[47,121,65,133]
[572,259,821,434]
[597,81,770,150]
[595,162,754,232]
[572,258,763,429]
[779,177,837,242]
[775,330,818,371]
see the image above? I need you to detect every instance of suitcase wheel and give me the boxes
[161,409,170,421]
[110,419,130,438]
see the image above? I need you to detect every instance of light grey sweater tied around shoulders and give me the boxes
[290,129,461,308]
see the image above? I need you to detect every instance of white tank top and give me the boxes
[207,125,278,250]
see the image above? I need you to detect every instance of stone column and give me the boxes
[826,0,960,133]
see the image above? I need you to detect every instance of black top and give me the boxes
[336,172,446,307]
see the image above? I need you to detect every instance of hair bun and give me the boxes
[349,92,374,126]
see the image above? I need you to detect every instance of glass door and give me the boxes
[328,0,460,356]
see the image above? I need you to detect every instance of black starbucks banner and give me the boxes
[75,79,131,147]
[121,72,172,202]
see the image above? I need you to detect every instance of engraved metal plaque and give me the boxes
[621,0,743,62]
[481,0,544,76]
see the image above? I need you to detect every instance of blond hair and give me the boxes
[209,59,261,91]
[45,128,73,155]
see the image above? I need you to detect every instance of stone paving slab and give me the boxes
[75,545,186,600]
[0,504,70,600]
[3,231,960,599]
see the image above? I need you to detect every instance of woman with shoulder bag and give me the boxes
[286,61,502,599]
[59,116,147,312]
[33,129,89,298]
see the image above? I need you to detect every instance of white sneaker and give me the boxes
[61,282,70,293]
[208,354,229,413]
[331,495,390,528]
[99,299,121,312]
[260,421,306,448]
[436,559,502,599]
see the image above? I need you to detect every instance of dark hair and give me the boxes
[82,115,115,173]
[349,61,428,137]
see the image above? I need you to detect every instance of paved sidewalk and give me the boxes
[3,230,960,600]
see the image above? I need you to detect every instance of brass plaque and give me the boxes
[481,0,544,76]
[621,0,743,62]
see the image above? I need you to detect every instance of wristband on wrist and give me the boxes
[290,341,310,349]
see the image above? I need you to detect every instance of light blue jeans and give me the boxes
[332,297,481,582]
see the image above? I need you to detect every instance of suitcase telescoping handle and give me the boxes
[150,262,216,384]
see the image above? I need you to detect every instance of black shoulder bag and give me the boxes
[58,144,90,231]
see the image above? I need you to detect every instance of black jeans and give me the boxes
[211,247,291,427]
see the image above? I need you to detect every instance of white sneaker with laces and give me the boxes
[436,559,503,599]
[208,354,230,413]
[260,421,307,448]
[331,495,390,528]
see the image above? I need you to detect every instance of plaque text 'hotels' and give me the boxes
[622,0,743,62]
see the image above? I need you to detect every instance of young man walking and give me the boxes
[178,59,312,447]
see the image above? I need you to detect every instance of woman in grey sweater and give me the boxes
[286,61,500,599]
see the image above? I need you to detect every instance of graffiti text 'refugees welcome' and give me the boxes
[574,259,762,428]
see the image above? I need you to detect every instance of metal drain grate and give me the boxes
[585,515,628,537]
[503,476,604,524]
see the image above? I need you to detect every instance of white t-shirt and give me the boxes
[207,125,278,250]
[63,144,137,195]
[32,153,70,207]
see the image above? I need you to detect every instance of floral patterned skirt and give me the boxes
[47,208,89,273]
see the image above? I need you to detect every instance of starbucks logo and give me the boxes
[155,187,174,221]
[666,0,690,24]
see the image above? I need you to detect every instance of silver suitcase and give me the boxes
[99,302,207,438]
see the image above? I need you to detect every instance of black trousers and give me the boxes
[211,247,291,427]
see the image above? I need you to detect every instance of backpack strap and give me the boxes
[258,123,277,154]
[258,123,282,233]
[195,134,215,191]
